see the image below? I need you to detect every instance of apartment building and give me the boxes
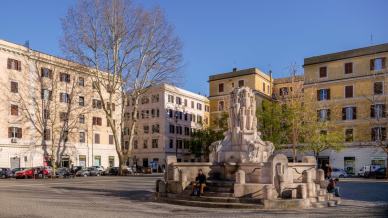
[208,68,272,128]
[303,43,388,174]
[0,39,120,169]
[125,84,209,169]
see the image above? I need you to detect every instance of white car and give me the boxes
[331,168,348,178]
[358,165,382,177]
[92,166,105,172]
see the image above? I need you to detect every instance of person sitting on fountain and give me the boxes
[327,178,340,197]
[191,169,206,196]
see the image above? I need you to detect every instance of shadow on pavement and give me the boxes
[53,186,154,202]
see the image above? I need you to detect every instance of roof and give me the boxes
[304,43,388,66]
[273,75,304,84]
[208,67,271,82]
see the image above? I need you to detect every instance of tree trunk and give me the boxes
[118,154,126,176]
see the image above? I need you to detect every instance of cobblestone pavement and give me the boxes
[0,176,387,218]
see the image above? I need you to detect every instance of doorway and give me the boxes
[344,157,355,175]
[10,157,20,169]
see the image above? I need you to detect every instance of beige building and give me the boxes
[302,43,388,174]
[208,68,272,128]
[125,84,209,169]
[0,39,120,169]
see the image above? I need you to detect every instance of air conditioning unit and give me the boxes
[11,138,18,143]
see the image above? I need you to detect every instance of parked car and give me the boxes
[34,166,52,178]
[0,168,11,178]
[372,168,387,179]
[76,167,100,177]
[72,166,84,174]
[105,167,119,176]
[56,167,73,178]
[10,168,26,178]
[93,166,105,173]
[15,168,35,179]
[358,165,382,177]
[331,168,348,178]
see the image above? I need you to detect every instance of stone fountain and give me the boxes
[156,87,340,209]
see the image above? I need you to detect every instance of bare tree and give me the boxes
[60,0,182,174]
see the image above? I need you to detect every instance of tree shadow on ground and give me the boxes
[53,186,154,202]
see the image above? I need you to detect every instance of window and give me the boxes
[169,124,175,134]
[167,109,173,118]
[342,107,357,120]
[176,97,182,105]
[10,81,18,93]
[238,80,244,87]
[205,105,210,112]
[151,94,159,103]
[168,95,174,103]
[10,104,18,116]
[319,67,327,78]
[43,109,50,120]
[44,129,51,141]
[106,85,114,93]
[107,119,115,127]
[184,140,190,149]
[371,127,387,141]
[143,139,148,149]
[184,99,188,106]
[197,103,202,110]
[143,125,149,134]
[191,101,194,108]
[79,132,85,143]
[92,81,98,89]
[78,77,85,86]
[345,129,353,142]
[184,127,190,136]
[279,87,289,96]
[197,115,203,124]
[192,114,196,122]
[109,156,115,167]
[94,133,100,144]
[218,101,225,111]
[59,112,68,122]
[176,139,183,149]
[141,96,149,104]
[60,93,70,103]
[371,104,386,119]
[370,58,386,71]
[41,68,52,78]
[79,96,85,106]
[344,63,353,74]
[345,85,353,98]
[7,58,21,71]
[176,126,183,135]
[317,89,330,101]
[152,124,160,133]
[374,82,383,95]
[59,73,70,83]
[218,83,224,92]
[8,127,22,138]
[317,109,330,122]
[79,115,85,124]
[267,85,270,94]
[152,139,158,148]
[92,117,102,126]
[41,89,52,101]
[169,139,174,149]
[107,102,115,111]
[263,82,266,92]
[109,135,114,145]
[92,99,102,109]
[133,140,138,149]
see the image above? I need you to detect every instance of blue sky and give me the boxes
[1,0,387,96]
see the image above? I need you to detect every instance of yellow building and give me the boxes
[303,43,388,173]
[208,68,272,128]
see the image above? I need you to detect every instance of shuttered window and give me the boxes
[345,85,353,98]
[319,67,327,78]
[344,63,353,74]
[8,127,22,138]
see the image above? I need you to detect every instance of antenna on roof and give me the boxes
[370,33,374,45]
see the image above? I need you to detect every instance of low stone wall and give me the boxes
[288,163,316,183]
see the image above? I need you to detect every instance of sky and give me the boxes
[1,0,387,96]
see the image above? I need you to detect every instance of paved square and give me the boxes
[0,177,387,218]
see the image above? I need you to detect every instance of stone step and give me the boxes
[311,202,325,208]
[317,196,325,202]
[206,186,234,193]
[202,191,234,198]
[159,197,264,209]
[168,193,262,204]
[206,180,234,188]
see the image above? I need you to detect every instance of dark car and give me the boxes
[72,166,84,174]
[76,167,100,177]
[105,167,119,176]
[0,168,11,178]
[56,167,73,178]
[374,168,387,179]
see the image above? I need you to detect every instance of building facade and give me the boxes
[208,68,272,129]
[0,39,120,169]
[303,43,388,174]
[125,84,209,170]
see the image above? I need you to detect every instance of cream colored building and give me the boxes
[125,84,209,169]
[0,39,120,169]
[208,68,272,129]
[302,43,388,174]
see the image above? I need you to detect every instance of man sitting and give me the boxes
[327,178,340,197]
[191,169,206,196]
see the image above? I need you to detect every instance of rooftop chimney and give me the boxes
[232,68,237,72]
